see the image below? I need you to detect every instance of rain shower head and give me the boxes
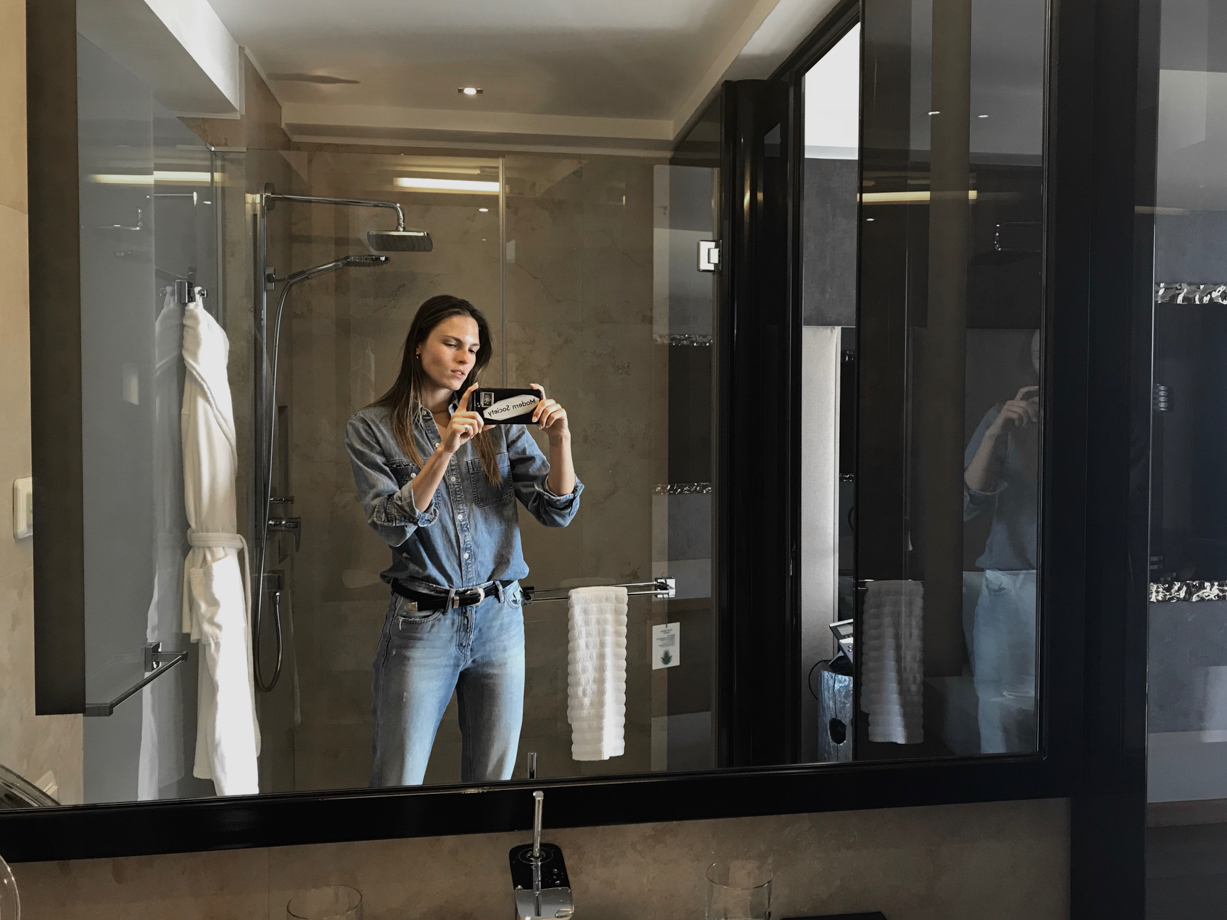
[367,229,433,252]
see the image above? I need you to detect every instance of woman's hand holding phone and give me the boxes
[439,385,489,455]
[530,384,570,444]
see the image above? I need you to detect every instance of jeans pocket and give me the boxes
[391,594,444,625]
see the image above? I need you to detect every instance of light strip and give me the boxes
[861,190,979,204]
[394,177,500,193]
[89,171,214,185]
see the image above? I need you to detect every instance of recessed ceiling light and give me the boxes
[977,113,989,118]
[478,207,489,212]
[928,110,940,116]
[459,87,483,96]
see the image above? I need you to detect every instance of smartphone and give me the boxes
[472,387,542,424]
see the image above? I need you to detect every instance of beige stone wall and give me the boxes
[10,798,1070,919]
[0,0,83,805]
[268,150,669,788]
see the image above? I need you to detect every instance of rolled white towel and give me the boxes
[567,586,629,760]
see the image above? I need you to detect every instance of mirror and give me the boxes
[9,0,1048,809]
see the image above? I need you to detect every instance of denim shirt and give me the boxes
[963,404,1038,572]
[345,404,583,593]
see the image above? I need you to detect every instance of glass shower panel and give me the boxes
[78,34,155,804]
[78,38,218,802]
[264,151,504,790]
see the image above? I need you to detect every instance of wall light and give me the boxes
[861,190,979,204]
[395,177,499,193]
[90,170,213,185]
[459,87,483,95]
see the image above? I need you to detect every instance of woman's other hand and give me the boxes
[440,384,488,454]
[530,384,570,443]
[988,386,1039,436]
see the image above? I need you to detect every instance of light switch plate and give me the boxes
[12,477,32,540]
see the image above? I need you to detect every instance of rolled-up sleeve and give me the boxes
[505,425,582,527]
[345,415,439,547]
[963,406,1006,522]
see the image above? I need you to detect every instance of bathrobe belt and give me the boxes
[187,530,252,623]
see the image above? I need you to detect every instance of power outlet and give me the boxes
[12,477,32,540]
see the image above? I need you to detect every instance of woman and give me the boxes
[345,295,582,786]
[962,331,1040,754]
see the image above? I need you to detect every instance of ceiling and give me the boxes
[204,0,841,149]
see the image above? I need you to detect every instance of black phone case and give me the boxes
[472,387,541,424]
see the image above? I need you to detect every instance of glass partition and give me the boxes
[853,0,1046,758]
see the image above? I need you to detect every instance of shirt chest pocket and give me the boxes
[388,460,419,488]
[467,453,513,507]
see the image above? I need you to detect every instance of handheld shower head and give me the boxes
[280,254,389,285]
[368,229,433,252]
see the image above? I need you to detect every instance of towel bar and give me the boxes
[521,577,675,605]
[84,642,189,717]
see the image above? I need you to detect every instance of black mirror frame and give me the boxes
[5,0,1149,889]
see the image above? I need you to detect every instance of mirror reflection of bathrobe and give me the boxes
[963,405,1038,754]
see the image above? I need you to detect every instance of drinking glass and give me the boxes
[705,860,772,920]
[286,885,362,920]
[0,854,20,920]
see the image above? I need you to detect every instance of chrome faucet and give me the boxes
[510,790,573,920]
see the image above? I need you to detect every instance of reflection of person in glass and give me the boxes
[345,295,582,786]
[963,333,1039,754]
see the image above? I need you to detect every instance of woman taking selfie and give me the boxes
[345,294,582,787]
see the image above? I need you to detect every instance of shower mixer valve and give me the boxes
[267,515,301,550]
[509,791,573,920]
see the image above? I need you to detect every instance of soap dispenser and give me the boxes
[509,790,573,920]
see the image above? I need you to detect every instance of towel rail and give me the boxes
[521,577,675,605]
[84,642,188,717]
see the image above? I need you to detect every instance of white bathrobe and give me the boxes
[181,301,261,795]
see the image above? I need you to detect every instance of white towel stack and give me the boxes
[860,579,924,744]
[567,586,628,761]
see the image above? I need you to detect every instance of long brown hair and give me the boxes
[374,295,501,483]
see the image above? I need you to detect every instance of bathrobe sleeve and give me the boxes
[346,414,440,546]
[505,424,583,527]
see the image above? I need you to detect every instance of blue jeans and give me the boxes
[971,570,1037,754]
[370,584,525,786]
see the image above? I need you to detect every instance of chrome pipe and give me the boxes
[264,191,405,230]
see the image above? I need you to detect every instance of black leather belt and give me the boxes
[390,579,513,611]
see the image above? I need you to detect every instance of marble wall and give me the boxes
[504,154,668,779]
[10,798,1070,919]
[0,0,84,804]
[268,149,670,789]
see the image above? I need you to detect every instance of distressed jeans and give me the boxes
[370,584,525,786]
